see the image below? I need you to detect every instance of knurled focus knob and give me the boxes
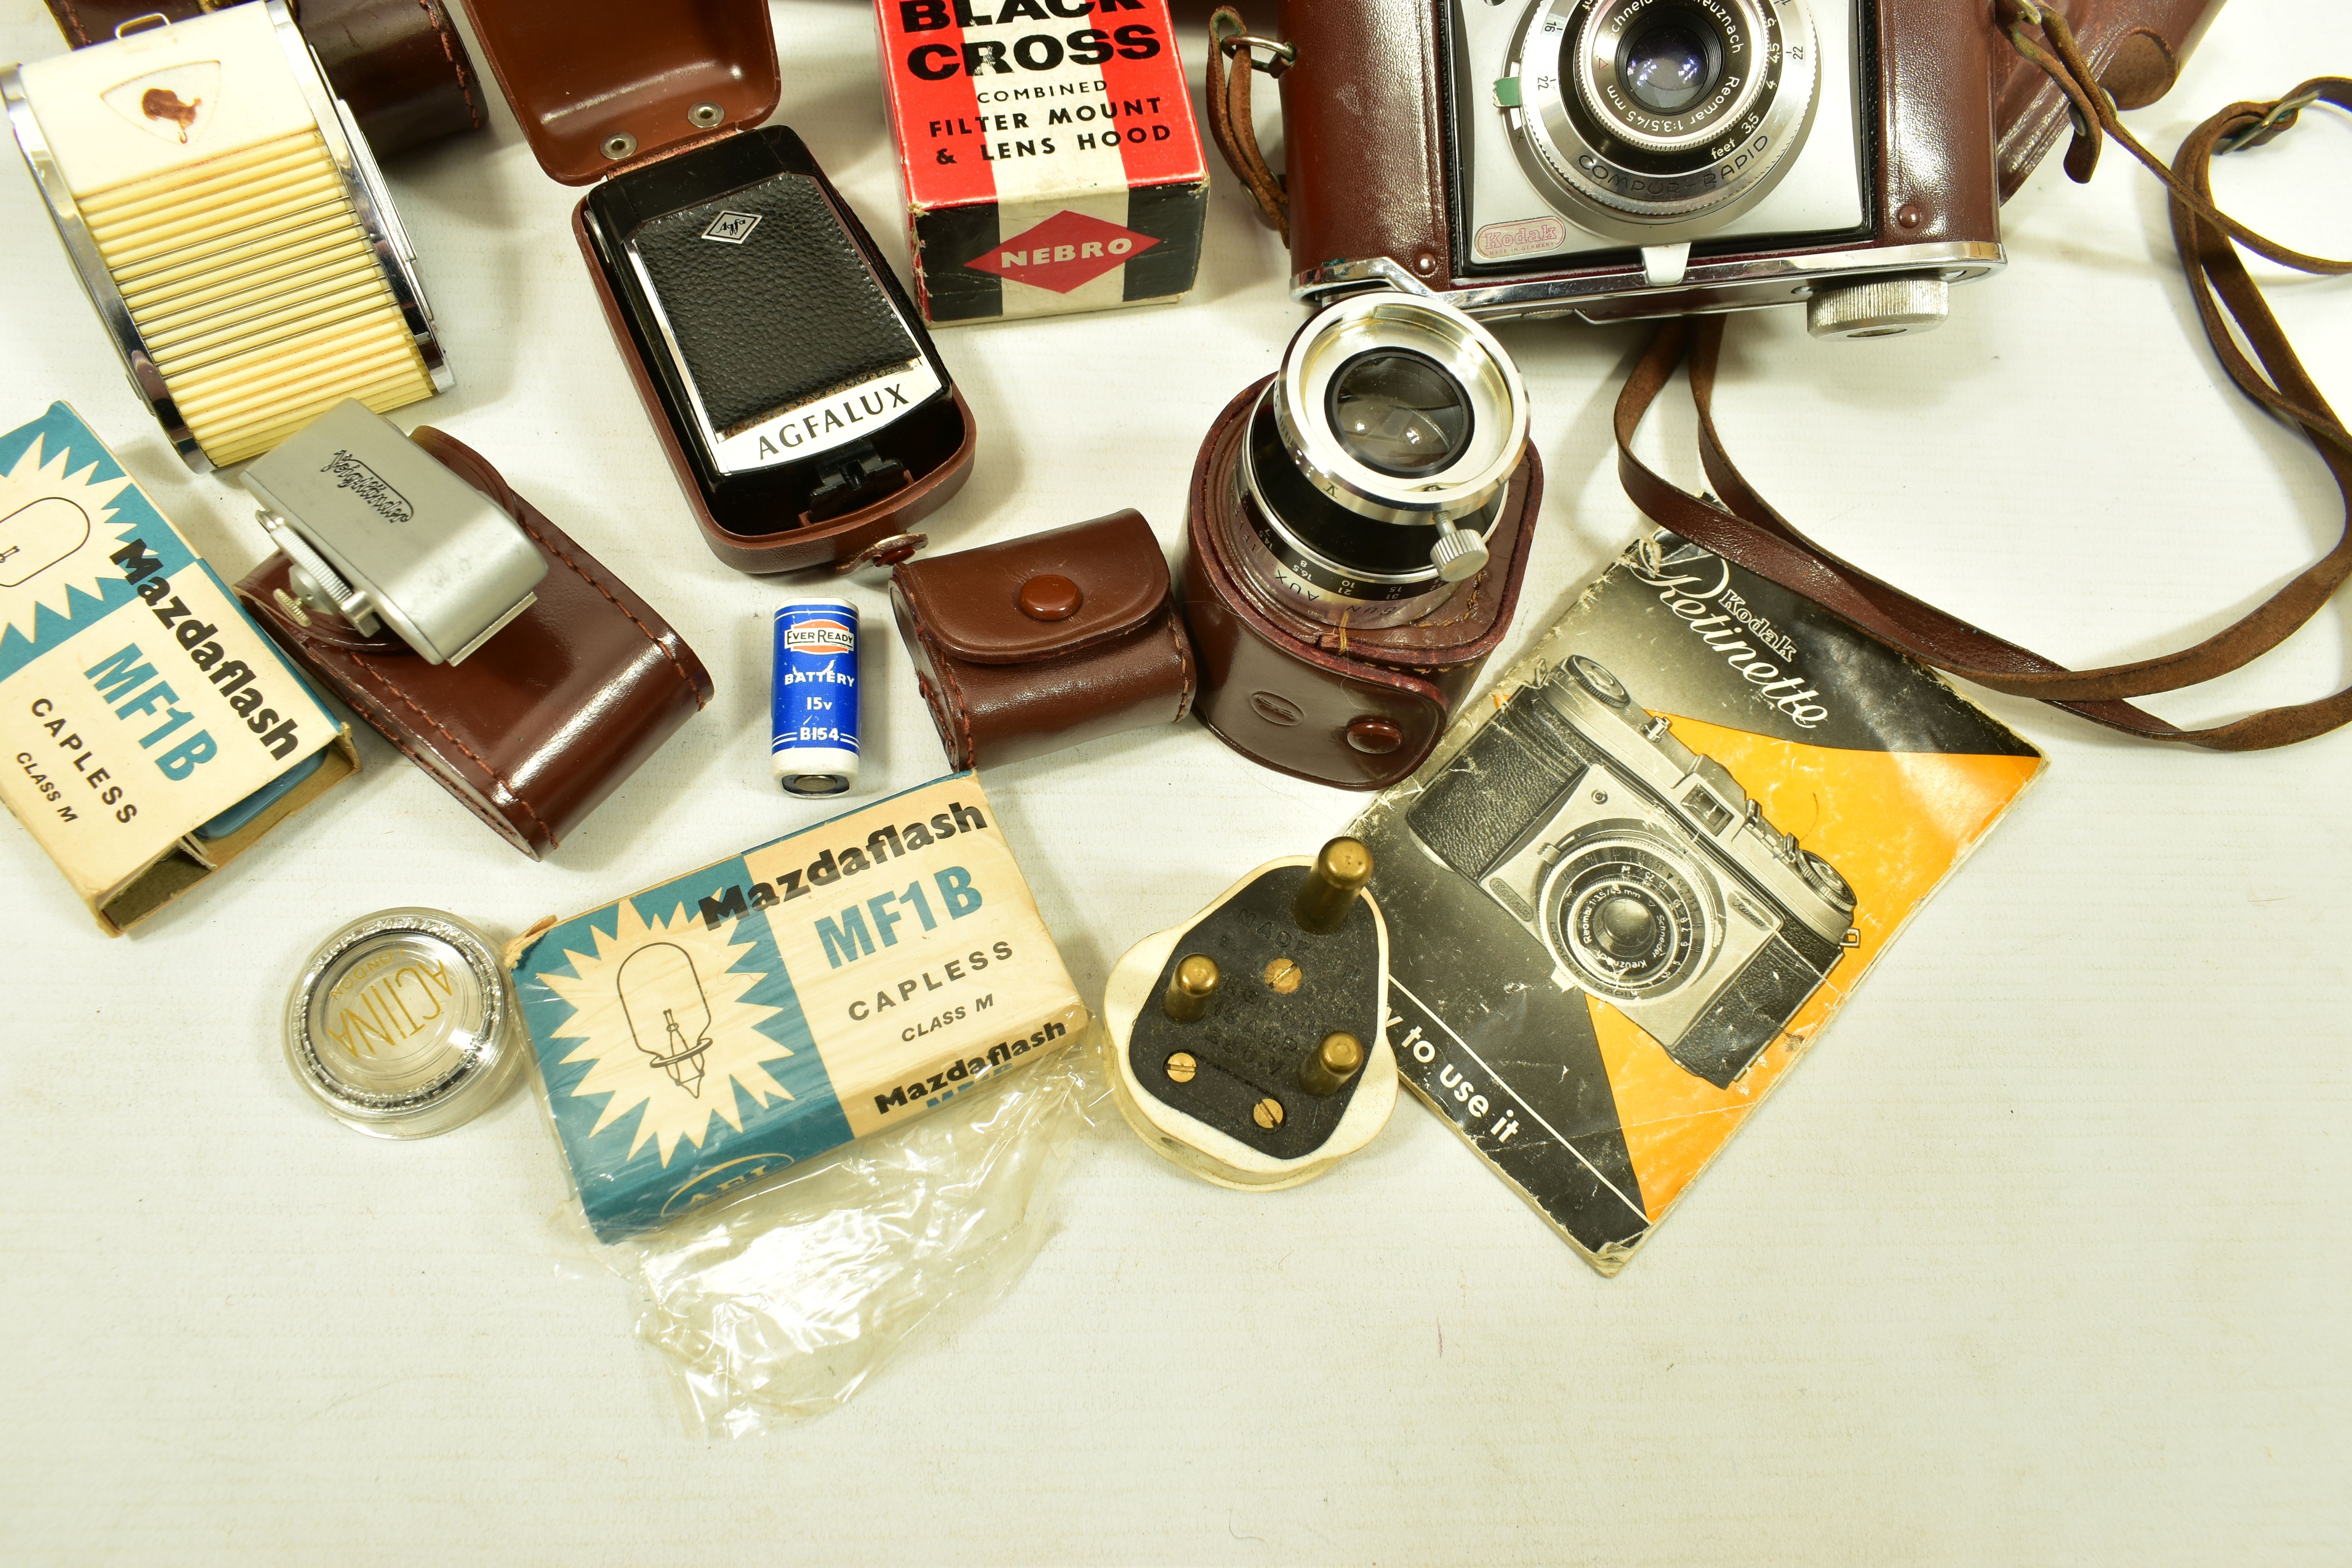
[1805,275,1951,340]
[1428,519,1488,582]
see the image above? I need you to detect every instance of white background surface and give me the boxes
[4,1,2349,1562]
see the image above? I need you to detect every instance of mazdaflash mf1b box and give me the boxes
[0,403,357,934]
[873,0,1208,324]
[510,773,1090,1241]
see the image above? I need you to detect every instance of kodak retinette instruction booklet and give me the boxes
[1349,532,2045,1274]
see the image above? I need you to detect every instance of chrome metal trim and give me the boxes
[1507,0,1819,243]
[270,0,451,397]
[1295,241,2005,321]
[2,65,207,470]
[1272,290,1531,528]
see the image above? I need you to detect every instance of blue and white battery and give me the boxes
[771,599,861,796]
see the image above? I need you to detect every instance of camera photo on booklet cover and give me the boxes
[1348,532,2046,1272]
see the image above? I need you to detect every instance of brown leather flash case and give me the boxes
[890,513,1197,772]
[235,427,713,858]
[453,0,977,575]
[1182,380,1542,792]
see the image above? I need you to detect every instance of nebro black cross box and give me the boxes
[873,0,1209,324]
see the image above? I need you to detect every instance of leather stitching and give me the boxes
[924,637,980,768]
[346,652,556,848]
[1163,598,1197,722]
[416,0,483,128]
[55,0,91,47]
[507,512,704,706]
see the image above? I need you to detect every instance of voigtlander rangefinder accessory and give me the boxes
[233,414,714,859]
[242,399,544,666]
[1405,653,1859,1088]
[3,3,449,470]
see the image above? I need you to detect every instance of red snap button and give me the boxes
[1345,717,1404,755]
[1018,573,1082,621]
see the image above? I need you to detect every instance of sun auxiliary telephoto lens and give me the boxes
[1325,349,1476,479]
[1224,290,1530,629]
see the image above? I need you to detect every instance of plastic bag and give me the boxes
[593,1042,1094,1434]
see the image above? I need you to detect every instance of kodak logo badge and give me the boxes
[965,209,1159,294]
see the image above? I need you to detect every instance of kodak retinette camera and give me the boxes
[1406,654,1859,1087]
[1264,0,2014,338]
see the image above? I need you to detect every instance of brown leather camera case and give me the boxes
[1993,0,2225,199]
[42,0,486,159]
[1181,378,1542,792]
[454,0,975,575]
[1254,0,2223,319]
[891,512,1197,772]
[234,426,713,858]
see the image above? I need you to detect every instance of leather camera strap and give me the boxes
[1618,27,2352,749]
[1206,6,1290,243]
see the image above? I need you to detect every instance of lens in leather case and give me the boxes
[1504,0,1820,242]
[1223,291,1529,628]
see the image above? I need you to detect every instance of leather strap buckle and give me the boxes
[1215,30,1294,78]
[2216,89,2321,154]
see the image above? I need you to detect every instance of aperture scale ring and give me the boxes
[1505,0,1819,243]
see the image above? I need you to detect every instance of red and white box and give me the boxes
[872,0,1208,325]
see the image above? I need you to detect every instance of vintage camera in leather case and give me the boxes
[1183,293,1543,792]
[891,512,1197,773]
[234,405,713,858]
[453,0,976,574]
[1251,0,2222,338]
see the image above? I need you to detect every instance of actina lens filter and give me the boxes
[284,908,524,1138]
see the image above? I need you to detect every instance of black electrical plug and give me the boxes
[1103,838,1396,1189]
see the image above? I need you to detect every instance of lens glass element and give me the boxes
[1325,350,1474,479]
[1615,6,1726,116]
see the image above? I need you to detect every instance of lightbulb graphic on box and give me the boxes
[538,898,795,1165]
[618,942,717,1099]
[0,434,136,647]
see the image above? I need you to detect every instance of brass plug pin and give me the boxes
[1291,837,1374,935]
[1163,953,1220,1022]
[1298,1031,1365,1096]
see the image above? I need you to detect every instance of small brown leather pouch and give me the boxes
[890,512,1197,771]
[235,427,713,857]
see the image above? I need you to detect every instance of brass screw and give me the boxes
[1292,838,1374,934]
[1252,1097,1285,1130]
[1298,1031,1365,1096]
[1163,954,1220,1022]
[1164,1052,1197,1084]
[1263,957,1302,995]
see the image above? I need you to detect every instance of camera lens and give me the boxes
[1325,350,1474,479]
[1505,0,1819,241]
[1615,7,1724,116]
[1590,894,1661,960]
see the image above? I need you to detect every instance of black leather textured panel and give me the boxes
[630,174,921,437]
